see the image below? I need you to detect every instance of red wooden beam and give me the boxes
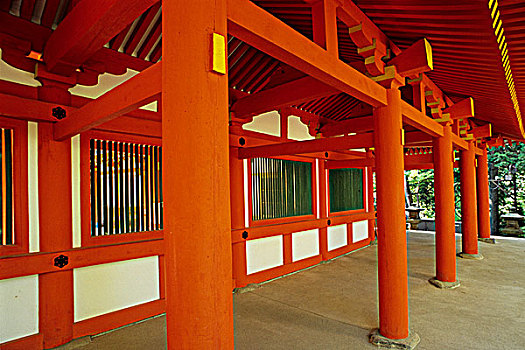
[54,62,161,141]
[443,97,475,120]
[319,115,373,136]
[451,133,469,150]
[405,130,432,144]
[401,101,444,137]
[231,76,338,119]
[227,0,387,107]
[387,38,433,77]
[237,132,373,159]
[0,93,71,121]
[471,124,492,139]
[43,0,158,75]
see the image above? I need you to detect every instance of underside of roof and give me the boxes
[1,0,523,139]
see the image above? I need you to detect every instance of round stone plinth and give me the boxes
[428,277,460,289]
[478,237,496,244]
[457,252,484,260]
[369,329,420,349]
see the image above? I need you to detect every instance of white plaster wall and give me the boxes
[28,122,39,253]
[246,235,284,275]
[73,256,160,322]
[71,135,81,248]
[292,229,319,262]
[0,49,40,87]
[0,275,39,344]
[242,111,280,137]
[327,224,347,251]
[288,115,314,141]
[352,220,369,243]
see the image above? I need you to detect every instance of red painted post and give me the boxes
[163,0,234,348]
[318,159,329,259]
[459,141,479,256]
[477,147,491,239]
[432,125,458,283]
[36,81,74,348]
[366,149,375,240]
[374,88,410,339]
[230,150,248,288]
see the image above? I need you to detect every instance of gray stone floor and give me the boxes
[63,231,525,350]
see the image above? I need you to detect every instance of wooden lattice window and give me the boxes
[0,128,14,246]
[251,157,312,221]
[89,139,163,236]
[329,168,364,213]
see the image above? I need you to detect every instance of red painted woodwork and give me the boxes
[232,76,338,119]
[43,0,158,75]
[374,88,409,339]
[401,101,443,137]
[54,62,161,141]
[320,115,374,136]
[163,0,234,348]
[0,333,43,350]
[238,132,374,159]
[37,122,74,348]
[459,142,479,255]
[388,38,433,77]
[477,148,491,239]
[73,299,165,339]
[311,0,338,54]
[0,117,29,257]
[0,239,164,280]
[227,0,387,108]
[433,125,458,283]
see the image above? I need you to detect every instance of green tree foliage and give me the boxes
[488,142,525,215]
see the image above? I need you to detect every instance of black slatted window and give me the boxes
[251,158,312,221]
[0,128,14,245]
[90,139,163,236]
[329,168,364,212]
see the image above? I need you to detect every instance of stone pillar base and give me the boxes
[428,277,460,289]
[369,329,420,349]
[478,237,496,244]
[457,252,484,260]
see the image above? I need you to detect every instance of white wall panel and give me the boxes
[71,134,81,248]
[74,256,160,322]
[352,220,369,243]
[292,229,319,262]
[27,122,39,253]
[0,275,38,344]
[242,111,280,137]
[288,116,314,141]
[327,224,347,251]
[246,235,284,275]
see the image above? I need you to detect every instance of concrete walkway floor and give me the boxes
[63,231,525,350]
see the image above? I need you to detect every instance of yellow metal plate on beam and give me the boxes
[212,33,226,75]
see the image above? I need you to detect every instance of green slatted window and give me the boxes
[0,128,14,246]
[251,158,312,221]
[329,168,364,213]
[89,139,163,236]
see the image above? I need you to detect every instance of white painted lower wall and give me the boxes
[327,224,347,251]
[73,256,160,322]
[246,235,284,275]
[352,220,369,243]
[292,229,319,262]
[0,275,39,344]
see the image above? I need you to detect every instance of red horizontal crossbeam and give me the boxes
[237,132,374,159]
[232,76,338,119]
[54,62,161,141]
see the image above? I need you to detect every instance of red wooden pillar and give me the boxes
[162,0,234,348]
[459,141,482,258]
[366,149,375,240]
[35,77,74,349]
[431,125,459,287]
[373,88,411,340]
[476,147,491,240]
[230,150,248,288]
[319,158,329,259]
